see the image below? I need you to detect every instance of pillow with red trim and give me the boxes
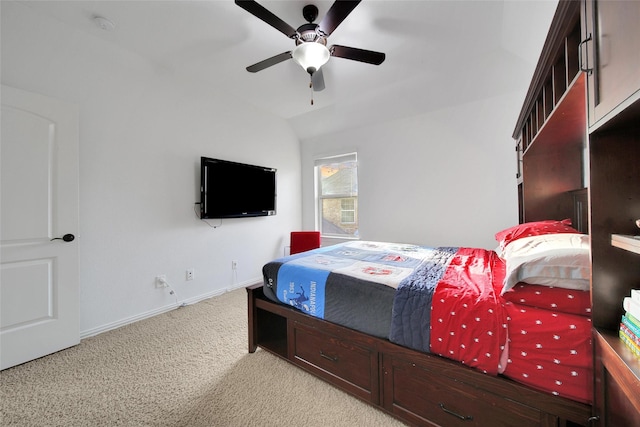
[501,283,591,317]
[495,219,580,254]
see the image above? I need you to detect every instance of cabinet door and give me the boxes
[292,321,379,403]
[593,332,640,426]
[381,355,545,427]
[585,0,640,126]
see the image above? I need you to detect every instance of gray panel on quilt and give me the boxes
[324,272,395,338]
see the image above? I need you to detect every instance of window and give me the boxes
[315,153,358,238]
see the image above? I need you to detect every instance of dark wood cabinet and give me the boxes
[585,1,640,425]
[584,0,640,128]
[588,124,640,332]
[589,122,640,424]
[514,1,640,425]
[512,1,587,224]
[593,331,640,427]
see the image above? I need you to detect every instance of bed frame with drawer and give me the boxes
[247,283,591,426]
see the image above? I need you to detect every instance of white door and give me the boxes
[0,85,80,370]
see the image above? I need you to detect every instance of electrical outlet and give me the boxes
[231,260,238,270]
[186,268,194,281]
[155,275,167,288]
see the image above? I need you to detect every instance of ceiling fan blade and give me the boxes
[318,0,361,36]
[312,68,325,92]
[330,45,386,65]
[246,51,292,72]
[235,0,297,38]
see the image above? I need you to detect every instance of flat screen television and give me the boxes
[200,157,277,219]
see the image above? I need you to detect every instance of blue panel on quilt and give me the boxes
[277,263,331,318]
[389,247,458,353]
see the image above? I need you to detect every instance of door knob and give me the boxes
[51,234,75,242]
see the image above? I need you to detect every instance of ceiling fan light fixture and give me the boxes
[292,42,330,75]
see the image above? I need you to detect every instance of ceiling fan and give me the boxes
[235,0,385,94]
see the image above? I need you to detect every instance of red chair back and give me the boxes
[290,231,321,254]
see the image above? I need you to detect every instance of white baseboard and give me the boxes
[80,277,261,339]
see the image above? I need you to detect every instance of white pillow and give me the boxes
[501,233,590,294]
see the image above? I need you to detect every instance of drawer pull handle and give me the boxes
[439,403,473,421]
[578,33,593,74]
[319,350,338,362]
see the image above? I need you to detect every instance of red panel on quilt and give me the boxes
[502,302,593,404]
[430,248,507,375]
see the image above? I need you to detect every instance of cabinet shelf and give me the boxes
[518,73,585,224]
[611,234,640,255]
[513,1,581,150]
[597,331,640,380]
[523,72,586,156]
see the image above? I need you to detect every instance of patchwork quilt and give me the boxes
[262,241,505,374]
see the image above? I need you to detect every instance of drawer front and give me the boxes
[292,322,376,398]
[383,355,543,427]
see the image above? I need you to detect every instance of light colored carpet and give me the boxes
[0,289,407,426]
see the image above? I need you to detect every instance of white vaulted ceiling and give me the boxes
[8,0,558,140]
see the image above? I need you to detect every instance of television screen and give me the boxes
[200,157,276,219]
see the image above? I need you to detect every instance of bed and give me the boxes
[248,220,593,426]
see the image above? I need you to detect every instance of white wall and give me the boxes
[300,92,525,250]
[1,2,301,336]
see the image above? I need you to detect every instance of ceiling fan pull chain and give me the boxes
[309,78,314,105]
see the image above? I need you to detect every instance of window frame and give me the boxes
[314,152,359,240]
